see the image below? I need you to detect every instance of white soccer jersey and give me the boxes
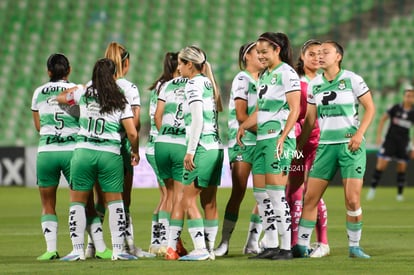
[183,74,222,150]
[31,81,81,152]
[256,62,300,140]
[156,76,188,146]
[228,71,257,147]
[307,69,370,144]
[75,87,134,154]
[116,78,141,107]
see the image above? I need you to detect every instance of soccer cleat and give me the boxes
[292,244,310,258]
[60,251,86,261]
[396,194,404,202]
[85,244,96,259]
[248,247,280,259]
[111,253,138,261]
[366,188,376,201]
[208,250,216,260]
[95,248,112,259]
[157,246,167,257]
[214,242,229,257]
[37,251,59,260]
[165,247,180,260]
[148,244,160,255]
[349,246,371,259]
[271,249,293,260]
[176,238,188,256]
[243,245,261,255]
[134,247,156,258]
[309,243,330,258]
[178,249,210,261]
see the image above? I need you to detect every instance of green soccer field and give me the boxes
[0,186,413,275]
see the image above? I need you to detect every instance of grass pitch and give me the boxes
[0,186,413,275]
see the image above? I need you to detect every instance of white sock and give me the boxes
[266,186,291,250]
[125,212,135,250]
[204,219,218,251]
[41,215,58,252]
[158,211,170,248]
[188,219,206,250]
[347,221,363,247]
[68,203,86,255]
[108,200,126,255]
[167,219,184,250]
[150,214,160,246]
[87,217,106,252]
[297,219,316,247]
[245,214,262,249]
[253,188,279,248]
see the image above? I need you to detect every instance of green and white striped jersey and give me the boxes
[307,69,370,144]
[183,74,222,150]
[257,62,300,140]
[74,87,134,155]
[228,71,257,147]
[31,81,80,152]
[156,76,188,146]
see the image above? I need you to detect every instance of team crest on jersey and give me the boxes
[338,80,346,90]
[204,81,212,90]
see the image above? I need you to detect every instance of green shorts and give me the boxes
[70,148,124,193]
[121,138,133,174]
[155,142,186,182]
[182,147,224,188]
[309,141,366,180]
[228,144,255,164]
[145,153,165,186]
[252,137,296,175]
[36,151,73,187]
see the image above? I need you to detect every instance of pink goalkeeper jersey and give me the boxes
[296,78,320,145]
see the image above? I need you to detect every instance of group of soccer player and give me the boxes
[32,30,377,262]
[144,31,375,261]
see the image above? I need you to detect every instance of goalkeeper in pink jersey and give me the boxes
[286,40,330,258]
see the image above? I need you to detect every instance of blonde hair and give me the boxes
[179,46,223,112]
[104,42,130,79]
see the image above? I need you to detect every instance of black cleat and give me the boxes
[248,247,280,259]
[271,249,293,260]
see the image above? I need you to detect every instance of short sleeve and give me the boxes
[232,74,249,101]
[351,73,370,98]
[283,68,301,93]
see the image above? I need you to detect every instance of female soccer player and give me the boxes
[59,58,139,261]
[237,32,301,260]
[367,87,414,201]
[215,42,266,257]
[146,52,186,257]
[153,53,189,260]
[146,53,176,255]
[293,41,375,259]
[286,39,330,257]
[167,46,224,261]
[32,53,79,260]
[85,42,153,258]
